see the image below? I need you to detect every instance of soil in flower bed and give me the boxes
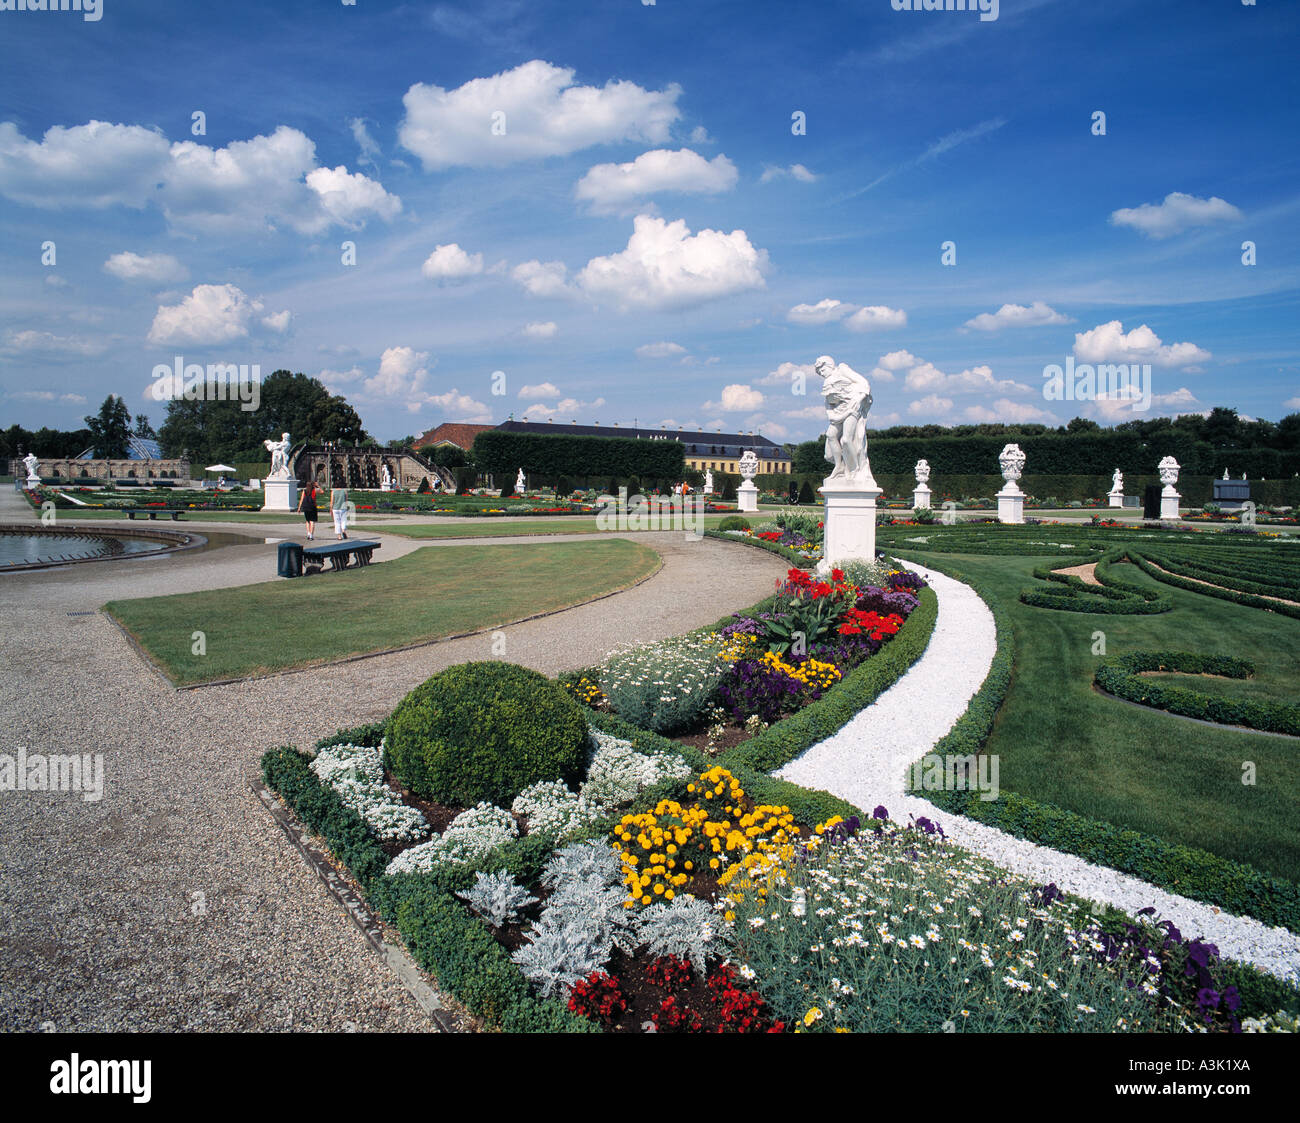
[674,723,754,755]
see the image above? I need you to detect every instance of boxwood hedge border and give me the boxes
[1094,650,1300,736]
[890,553,1300,934]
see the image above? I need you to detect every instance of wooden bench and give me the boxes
[124,509,186,521]
[301,540,380,573]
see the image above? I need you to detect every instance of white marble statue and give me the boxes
[1158,456,1181,487]
[1223,469,1230,480]
[381,463,393,489]
[264,433,292,479]
[23,452,40,483]
[914,459,931,486]
[813,355,873,485]
[999,443,1026,483]
[515,468,526,494]
[1109,468,1123,494]
[704,468,714,494]
[738,450,759,480]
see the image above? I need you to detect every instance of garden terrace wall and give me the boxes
[894,555,1300,933]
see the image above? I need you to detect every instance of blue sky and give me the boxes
[2,0,1297,445]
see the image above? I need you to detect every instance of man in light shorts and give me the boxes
[331,485,350,539]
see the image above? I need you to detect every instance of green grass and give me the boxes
[370,510,744,539]
[106,538,661,685]
[886,544,1300,883]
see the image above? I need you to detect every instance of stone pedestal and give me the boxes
[1108,492,1124,508]
[261,476,299,512]
[380,482,394,492]
[996,485,1024,524]
[817,483,882,575]
[737,480,759,513]
[1160,486,1181,520]
[912,486,931,511]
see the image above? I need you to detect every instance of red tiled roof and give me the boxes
[414,422,495,450]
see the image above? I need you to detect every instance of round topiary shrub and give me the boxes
[385,661,589,806]
[718,515,751,532]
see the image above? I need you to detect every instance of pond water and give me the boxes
[0,529,169,568]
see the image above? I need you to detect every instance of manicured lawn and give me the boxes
[887,546,1300,882]
[106,538,661,685]
[370,510,746,539]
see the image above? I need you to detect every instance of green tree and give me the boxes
[133,414,157,440]
[85,396,131,458]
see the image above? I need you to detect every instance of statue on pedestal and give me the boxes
[23,452,40,483]
[380,463,393,490]
[1159,456,1181,488]
[813,355,873,486]
[264,433,292,479]
[515,468,526,494]
[914,459,931,486]
[1109,468,1123,494]
[704,468,714,494]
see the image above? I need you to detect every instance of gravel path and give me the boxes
[777,562,1300,985]
[0,491,787,1031]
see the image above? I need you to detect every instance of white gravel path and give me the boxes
[777,563,1300,985]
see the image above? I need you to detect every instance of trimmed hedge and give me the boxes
[1019,549,1173,614]
[1134,551,1300,620]
[1095,650,1300,736]
[898,555,1300,934]
[385,662,589,806]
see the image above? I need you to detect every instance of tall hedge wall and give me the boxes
[473,430,685,481]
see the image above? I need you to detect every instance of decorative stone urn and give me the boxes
[912,458,932,511]
[736,450,760,513]
[1157,456,1181,520]
[996,444,1026,524]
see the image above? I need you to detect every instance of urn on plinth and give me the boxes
[1157,456,1181,520]
[996,443,1026,525]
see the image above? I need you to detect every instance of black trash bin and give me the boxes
[1142,484,1162,520]
[277,541,304,578]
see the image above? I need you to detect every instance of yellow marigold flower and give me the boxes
[803,1007,823,1027]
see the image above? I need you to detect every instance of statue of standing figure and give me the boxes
[516,468,526,494]
[22,452,40,483]
[813,355,873,486]
[1109,468,1124,494]
[264,433,292,479]
[380,463,393,490]
[704,468,714,494]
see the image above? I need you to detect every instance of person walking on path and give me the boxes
[331,485,350,540]
[297,479,320,540]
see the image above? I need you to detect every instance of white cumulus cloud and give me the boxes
[844,305,907,332]
[576,214,767,311]
[399,60,680,170]
[576,148,737,211]
[963,301,1072,331]
[1073,321,1210,368]
[512,259,572,299]
[0,120,400,234]
[519,382,561,400]
[422,243,485,281]
[1109,192,1242,239]
[521,321,558,339]
[907,394,954,416]
[147,284,290,346]
[703,384,765,412]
